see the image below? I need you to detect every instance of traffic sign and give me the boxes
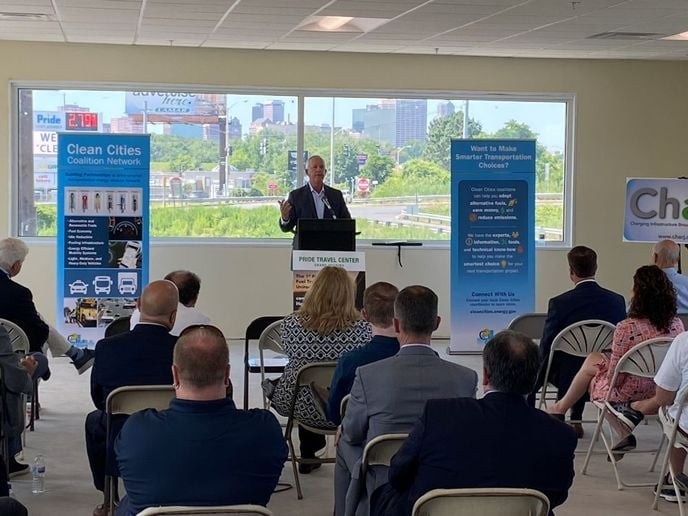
[358,177,370,192]
[268,182,278,192]
[356,153,368,165]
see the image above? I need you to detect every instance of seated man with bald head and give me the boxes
[114,326,287,516]
[86,280,179,513]
[653,239,688,313]
[130,270,210,336]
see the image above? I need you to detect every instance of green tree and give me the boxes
[169,155,193,174]
[361,154,394,183]
[489,119,564,192]
[423,112,482,169]
[373,159,449,197]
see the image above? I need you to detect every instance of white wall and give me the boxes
[1,42,687,338]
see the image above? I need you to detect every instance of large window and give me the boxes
[15,86,572,245]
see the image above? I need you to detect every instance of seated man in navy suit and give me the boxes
[86,280,179,516]
[371,330,577,516]
[115,325,287,516]
[278,155,351,245]
[327,281,400,425]
[528,245,626,437]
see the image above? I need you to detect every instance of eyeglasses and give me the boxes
[179,324,226,340]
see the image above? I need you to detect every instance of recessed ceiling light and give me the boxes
[298,16,388,33]
[0,12,53,21]
[663,31,688,41]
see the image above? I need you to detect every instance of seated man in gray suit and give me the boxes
[334,285,478,516]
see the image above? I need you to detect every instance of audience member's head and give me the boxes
[0,237,29,277]
[138,280,179,330]
[164,270,202,307]
[173,325,229,400]
[629,264,677,333]
[394,286,440,344]
[298,266,359,336]
[483,330,539,395]
[652,239,680,269]
[362,282,399,330]
[567,245,597,280]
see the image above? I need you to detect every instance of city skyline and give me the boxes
[33,90,566,151]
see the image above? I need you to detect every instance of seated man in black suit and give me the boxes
[371,330,577,516]
[528,245,626,437]
[278,155,351,244]
[115,325,287,516]
[86,280,178,516]
[0,237,94,373]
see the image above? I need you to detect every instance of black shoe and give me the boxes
[655,478,686,503]
[608,402,644,431]
[72,348,95,374]
[298,462,321,474]
[607,434,636,462]
[8,457,29,478]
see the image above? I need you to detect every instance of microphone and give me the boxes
[322,196,337,219]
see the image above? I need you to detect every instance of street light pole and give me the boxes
[329,97,335,185]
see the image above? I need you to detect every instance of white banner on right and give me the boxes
[624,178,688,243]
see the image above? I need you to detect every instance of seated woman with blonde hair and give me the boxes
[264,266,371,473]
[548,265,684,450]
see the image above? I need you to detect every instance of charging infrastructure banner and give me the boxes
[624,178,688,243]
[450,139,535,353]
[56,134,150,348]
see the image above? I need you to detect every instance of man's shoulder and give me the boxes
[0,276,30,296]
[551,282,624,306]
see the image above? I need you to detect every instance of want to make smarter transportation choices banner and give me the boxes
[56,134,150,348]
[624,178,688,243]
[450,139,536,353]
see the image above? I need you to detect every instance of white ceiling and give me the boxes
[2,0,688,60]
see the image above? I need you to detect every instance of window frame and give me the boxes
[10,81,575,249]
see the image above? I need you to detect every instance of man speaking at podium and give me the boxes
[278,155,351,240]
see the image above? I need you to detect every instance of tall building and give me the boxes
[228,116,242,140]
[359,100,428,147]
[437,101,455,118]
[352,108,365,133]
[110,116,143,133]
[396,99,427,146]
[252,103,263,122]
[263,100,285,123]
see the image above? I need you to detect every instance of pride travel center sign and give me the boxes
[624,178,688,243]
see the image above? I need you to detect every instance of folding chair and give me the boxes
[105,315,132,338]
[537,319,616,411]
[105,385,176,513]
[257,320,288,409]
[0,318,38,431]
[135,505,273,515]
[411,487,550,516]
[340,394,351,421]
[507,313,547,341]
[653,390,688,515]
[581,336,673,489]
[284,362,338,500]
[242,316,283,409]
[360,433,408,476]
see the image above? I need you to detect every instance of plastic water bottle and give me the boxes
[31,455,45,494]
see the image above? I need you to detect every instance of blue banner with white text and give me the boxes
[56,134,150,348]
[450,139,535,353]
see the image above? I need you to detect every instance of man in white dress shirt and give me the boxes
[653,240,688,314]
[130,270,210,336]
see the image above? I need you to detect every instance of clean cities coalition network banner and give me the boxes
[56,134,150,349]
[624,178,688,243]
[450,139,535,353]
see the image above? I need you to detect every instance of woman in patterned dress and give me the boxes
[548,265,683,422]
[265,266,371,472]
